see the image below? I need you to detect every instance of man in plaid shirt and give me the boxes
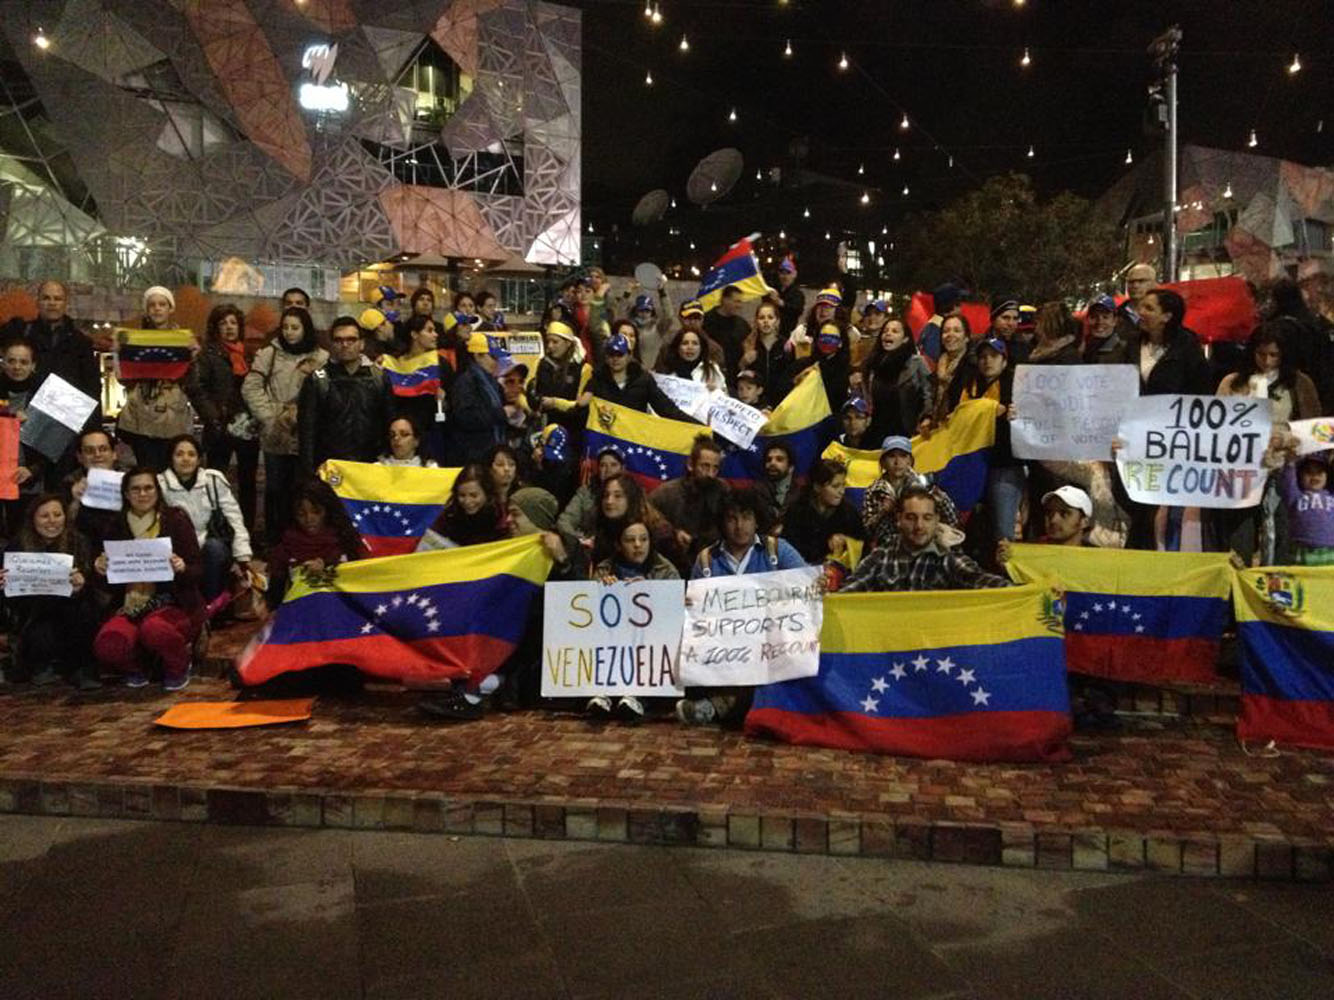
[841,485,1009,592]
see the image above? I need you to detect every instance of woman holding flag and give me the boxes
[116,287,195,473]
[381,314,446,462]
[528,318,592,432]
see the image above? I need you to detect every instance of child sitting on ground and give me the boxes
[264,479,365,609]
[1278,453,1334,565]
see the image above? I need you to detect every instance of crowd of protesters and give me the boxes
[0,263,1332,726]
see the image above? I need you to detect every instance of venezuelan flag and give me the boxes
[746,583,1071,762]
[912,398,999,511]
[1006,544,1232,684]
[1232,566,1334,750]
[821,440,881,509]
[695,234,775,314]
[115,328,195,380]
[237,535,552,688]
[584,399,700,490]
[321,459,460,556]
[380,350,441,397]
[723,369,835,483]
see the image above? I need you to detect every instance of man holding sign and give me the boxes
[678,488,806,727]
[91,469,203,691]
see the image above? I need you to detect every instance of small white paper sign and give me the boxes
[3,551,74,598]
[82,468,125,511]
[1011,364,1139,461]
[105,537,173,584]
[708,394,768,449]
[680,566,824,687]
[26,374,97,432]
[652,373,713,422]
[541,580,685,697]
[1116,394,1272,509]
[1289,417,1334,456]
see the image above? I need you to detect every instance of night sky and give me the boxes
[574,0,1333,274]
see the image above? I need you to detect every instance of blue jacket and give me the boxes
[691,536,806,578]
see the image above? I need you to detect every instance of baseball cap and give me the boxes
[678,299,705,319]
[977,336,1009,357]
[632,293,656,314]
[604,332,631,356]
[990,298,1020,319]
[862,299,888,314]
[880,435,912,455]
[736,368,764,385]
[358,307,387,331]
[815,286,843,307]
[1087,294,1117,314]
[1042,485,1093,518]
[841,396,869,415]
[778,257,796,274]
[466,331,490,354]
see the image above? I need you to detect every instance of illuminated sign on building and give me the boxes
[298,42,348,111]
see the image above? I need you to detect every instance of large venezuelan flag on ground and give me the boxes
[115,328,195,380]
[321,459,460,556]
[1232,566,1334,750]
[695,234,775,313]
[380,350,441,397]
[722,370,834,483]
[911,398,999,511]
[1006,544,1231,684]
[746,583,1072,762]
[237,536,551,688]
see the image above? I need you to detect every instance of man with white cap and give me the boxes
[996,484,1095,564]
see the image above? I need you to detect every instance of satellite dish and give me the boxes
[634,262,665,291]
[631,189,670,226]
[687,148,743,206]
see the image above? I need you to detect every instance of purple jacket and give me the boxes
[1279,463,1334,548]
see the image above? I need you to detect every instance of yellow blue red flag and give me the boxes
[746,583,1072,762]
[320,459,460,556]
[1231,566,1334,750]
[1006,544,1231,684]
[584,399,702,490]
[820,440,881,509]
[380,350,441,397]
[911,398,999,511]
[116,328,195,380]
[237,536,552,688]
[722,369,835,482]
[695,234,775,313]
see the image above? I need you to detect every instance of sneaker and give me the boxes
[77,672,103,692]
[418,687,484,722]
[163,667,192,692]
[585,695,613,720]
[674,696,718,726]
[124,672,150,689]
[615,696,645,724]
[30,669,61,687]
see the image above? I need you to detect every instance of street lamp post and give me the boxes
[1150,26,1182,282]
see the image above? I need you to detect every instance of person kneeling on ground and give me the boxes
[839,485,1009,592]
[676,487,806,727]
[264,478,365,609]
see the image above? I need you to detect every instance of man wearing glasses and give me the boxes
[297,317,391,472]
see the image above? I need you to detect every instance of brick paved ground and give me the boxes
[2,617,1332,881]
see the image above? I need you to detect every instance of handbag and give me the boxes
[204,475,235,548]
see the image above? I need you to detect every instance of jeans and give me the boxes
[201,536,232,601]
[987,465,1027,542]
[263,452,298,546]
[205,429,260,534]
[1127,503,1184,551]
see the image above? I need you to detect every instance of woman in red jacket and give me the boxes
[91,467,203,690]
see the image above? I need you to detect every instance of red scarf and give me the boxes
[223,338,248,375]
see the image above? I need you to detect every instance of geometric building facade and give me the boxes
[0,0,580,288]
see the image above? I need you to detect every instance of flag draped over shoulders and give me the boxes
[746,583,1072,762]
[1006,544,1232,685]
[320,459,460,556]
[1231,566,1334,750]
[237,536,552,688]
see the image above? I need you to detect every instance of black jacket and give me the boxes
[1,316,101,428]
[188,341,244,432]
[447,363,507,465]
[297,360,391,471]
[584,363,698,422]
[1124,326,1212,396]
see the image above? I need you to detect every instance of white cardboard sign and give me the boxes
[81,468,125,511]
[105,537,174,584]
[1011,364,1139,461]
[3,551,74,598]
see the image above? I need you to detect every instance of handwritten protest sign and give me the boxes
[1116,394,1271,508]
[1011,364,1138,461]
[82,468,124,511]
[1289,417,1334,456]
[541,580,684,697]
[652,373,713,422]
[105,537,173,584]
[3,551,74,598]
[20,375,97,461]
[708,394,768,449]
[680,566,824,687]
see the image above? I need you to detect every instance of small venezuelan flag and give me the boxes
[321,459,460,557]
[723,369,834,483]
[1232,566,1334,750]
[380,350,441,397]
[237,535,552,688]
[1006,545,1232,685]
[116,328,195,381]
[746,583,1072,762]
[695,234,775,314]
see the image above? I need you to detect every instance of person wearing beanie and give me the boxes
[917,282,964,372]
[117,285,195,473]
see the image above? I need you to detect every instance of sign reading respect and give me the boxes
[1116,394,1272,509]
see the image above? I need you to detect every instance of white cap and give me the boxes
[1041,485,1092,518]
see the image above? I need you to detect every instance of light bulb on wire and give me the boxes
[1248,128,1258,148]
[803,207,811,218]
[644,69,653,86]
[947,155,955,169]
[728,107,737,123]
[784,39,793,58]
[899,112,910,131]
[643,1,652,17]
[679,34,689,52]
[857,163,864,175]
[1020,47,1031,67]
[838,51,849,71]
[33,27,50,50]
[1223,182,1233,199]
[1125,148,1133,165]
[902,184,910,197]
[892,147,901,161]
[881,225,888,235]
[1288,53,1302,75]
[860,191,871,205]
[1026,144,1035,158]
[650,3,662,25]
